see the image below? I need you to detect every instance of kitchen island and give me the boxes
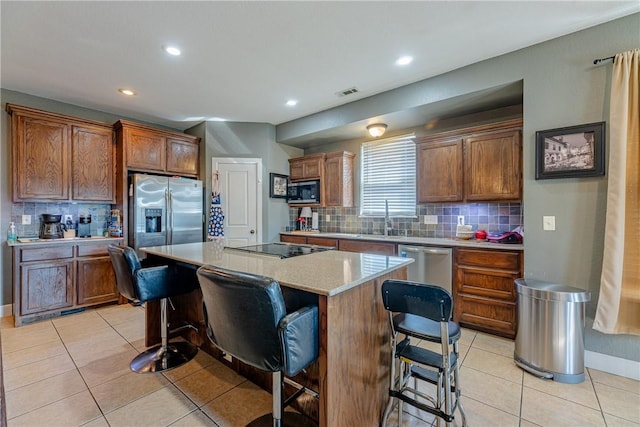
[142,241,412,427]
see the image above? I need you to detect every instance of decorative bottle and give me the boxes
[7,222,17,243]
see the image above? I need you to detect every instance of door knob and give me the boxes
[250,229,255,234]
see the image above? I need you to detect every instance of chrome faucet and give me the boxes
[384,200,392,236]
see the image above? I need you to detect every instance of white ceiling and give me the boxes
[1,1,638,133]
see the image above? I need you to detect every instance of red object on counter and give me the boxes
[475,229,487,240]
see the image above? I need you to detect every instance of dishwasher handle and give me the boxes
[399,246,451,256]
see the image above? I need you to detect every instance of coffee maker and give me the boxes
[78,215,91,238]
[39,214,64,239]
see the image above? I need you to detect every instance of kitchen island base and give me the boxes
[143,251,407,427]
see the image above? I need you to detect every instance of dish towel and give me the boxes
[208,171,225,239]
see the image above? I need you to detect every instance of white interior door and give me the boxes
[212,157,262,247]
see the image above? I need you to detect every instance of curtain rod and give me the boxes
[593,56,615,65]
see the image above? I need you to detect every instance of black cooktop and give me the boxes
[229,243,334,259]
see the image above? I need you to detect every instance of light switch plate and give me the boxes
[64,214,73,223]
[424,215,438,224]
[22,215,31,225]
[543,216,556,231]
[326,215,330,222]
[457,215,465,226]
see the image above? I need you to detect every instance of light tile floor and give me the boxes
[1,304,639,426]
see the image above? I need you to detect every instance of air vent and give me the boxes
[335,86,359,97]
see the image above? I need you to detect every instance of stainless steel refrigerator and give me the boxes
[129,174,204,255]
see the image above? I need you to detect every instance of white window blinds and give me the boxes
[360,134,416,217]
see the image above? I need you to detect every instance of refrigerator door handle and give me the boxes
[166,189,172,245]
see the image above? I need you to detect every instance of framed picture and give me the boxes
[269,173,288,198]
[535,122,605,179]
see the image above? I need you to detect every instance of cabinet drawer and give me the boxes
[306,237,338,248]
[454,293,516,338]
[457,267,518,300]
[20,245,73,262]
[456,249,520,270]
[339,239,395,255]
[77,242,112,257]
[281,235,307,244]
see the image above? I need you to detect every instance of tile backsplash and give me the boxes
[11,202,111,237]
[289,203,523,239]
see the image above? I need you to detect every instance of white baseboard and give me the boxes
[585,350,640,381]
[0,304,13,317]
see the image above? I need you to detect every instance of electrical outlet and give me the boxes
[326,215,330,222]
[424,215,438,224]
[457,215,465,226]
[543,216,556,231]
[22,215,31,225]
[64,214,73,223]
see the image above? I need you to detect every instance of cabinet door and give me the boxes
[76,256,118,305]
[325,152,354,207]
[289,155,324,181]
[417,139,463,203]
[13,114,70,201]
[464,130,521,201]
[125,128,166,171]
[306,236,339,248]
[339,239,396,255]
[72,124,115,202]
[20,261,73,315]
[166,137,199,176]
[280,234,307,244]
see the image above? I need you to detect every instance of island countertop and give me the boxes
[142,241,413,297]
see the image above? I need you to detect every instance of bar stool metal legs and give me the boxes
[130,297,198,373]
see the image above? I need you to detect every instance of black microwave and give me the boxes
[287,180,321,204]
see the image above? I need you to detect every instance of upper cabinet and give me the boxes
[324,151,355,207]
[288,151,354,207]
[7,104,115,203]
[417,119,522,203]
[289,153,325,181]
[115,120,200,177]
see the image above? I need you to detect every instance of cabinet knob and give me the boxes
[250,229,256,234]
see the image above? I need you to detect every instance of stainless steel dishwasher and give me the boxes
[397,245,453,292]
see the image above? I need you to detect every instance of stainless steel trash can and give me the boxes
[514,278,591,384]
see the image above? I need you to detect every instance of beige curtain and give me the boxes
[594,49,640,335]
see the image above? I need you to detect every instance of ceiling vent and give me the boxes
[336,86,359,97]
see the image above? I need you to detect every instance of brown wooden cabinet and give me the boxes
[339,239,396,255]
[115,120,200,177]
[289,153,325,181]
[12,241,120,326]
[324,151,355,207]
[453,248,522,338]
[72,124,116,202]
[76,243,118,305]
[417,119,522,203]
[417,139,463,202]
[7,104,115,203]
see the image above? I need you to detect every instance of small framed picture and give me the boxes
[535,122,605,179]
[269,173,288,199]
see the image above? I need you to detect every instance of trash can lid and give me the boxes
[514,278,591,302]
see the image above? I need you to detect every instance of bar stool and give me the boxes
[108,245,199,373]
[197,265,319,427]
[381,279,467,427]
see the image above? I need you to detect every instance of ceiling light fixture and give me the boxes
[164,46,181,56]
[367,123,387,137]
[118,88,136,96]
[286,100,298,107]
[395,56,413,66]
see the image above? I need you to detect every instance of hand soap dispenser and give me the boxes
[7,222,17,243]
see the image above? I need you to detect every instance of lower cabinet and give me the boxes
[13,241,120,326]
[338,239,395,255]
[453,248,522,339]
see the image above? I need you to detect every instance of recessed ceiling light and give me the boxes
[118,88,136,96]
[164,46,181,56]
[395,56,413,66]
[286,100,298,107]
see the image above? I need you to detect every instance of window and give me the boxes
[360,134,416,217]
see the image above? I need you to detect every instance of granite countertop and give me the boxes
[142,241,413,297]
[7,236,124,247]
[281,231,524,251]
